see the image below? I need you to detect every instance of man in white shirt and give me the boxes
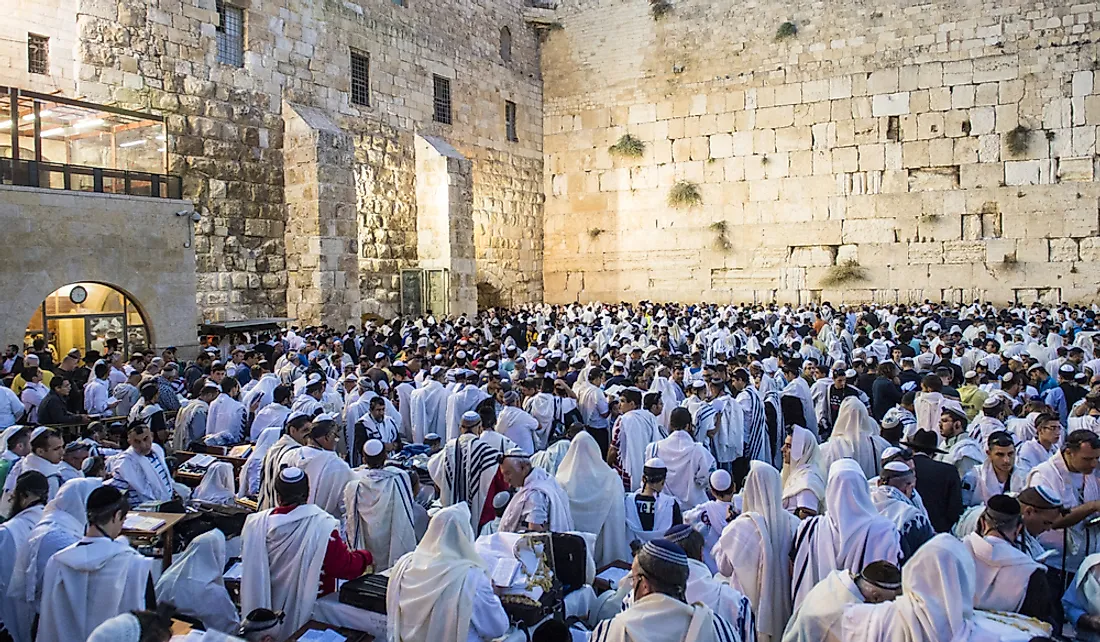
[111,423,182,507]
[353,396,401,466]
[644,407,716,509]
[205,377,249,445]
[577,367,611,456]
[409,366,449,444]
[345,439,418,571]
[82,362,117,416]
[249,384,293,442]
[173,381,220,451]
[495,390,540,455]
[277,414,354,521]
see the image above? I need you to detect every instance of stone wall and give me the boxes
[541,0,1100,305]
[1,0,544,323]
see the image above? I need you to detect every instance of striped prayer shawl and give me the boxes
[763,390,785,470]
[739,387,769,464]
[443,436,500,507]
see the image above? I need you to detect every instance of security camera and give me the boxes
[191,211,202,223]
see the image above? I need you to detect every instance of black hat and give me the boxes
[237,608,285,636]
[901,429,947,455]
[858,560,902,590]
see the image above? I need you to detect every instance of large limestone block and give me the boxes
[842,218,897,244]
[908,242,944,264]
[943,240,987,264]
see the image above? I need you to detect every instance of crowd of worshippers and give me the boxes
[5,300,1100,640]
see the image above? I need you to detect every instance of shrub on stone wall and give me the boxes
[1006,125,1032,156]
[821,260,867,286]
[776,21,798,40]
[650,0,672,20]
[609,134,647,159]
[668,181,702,208]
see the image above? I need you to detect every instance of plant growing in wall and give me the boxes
[1006,125,1032,157]
[588,227,605,240]
[650,0,672,20]
[776,21,798,41]
[668,181,703,208]
[820,260,867,287]
[709,220,733,252]
[609,133,647,159]
[998,252,1019,270]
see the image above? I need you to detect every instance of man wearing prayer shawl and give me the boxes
[496,390,541,455]
[869,462,934,562]
[682,380,718,446]
[961,430,1028,507]
[791,459,901,610]
[626,458,683,544]
[0,426,29,496]
[446,371,490,441]
[352,396,402,466]
[781,561,901,642]
[819,398,890,480]
[0,427,63,516]
[649,366,681,432]
[256,412,312,510]
[154,528,240,633]
[713,461,798,642]
[666,524,755,642]
[557,431,630,565]
[1027,429,1100,576]
[781,371,818,437]
[710,380,745,473]
[644,407,716,509]
[386,503,509,642]
[609,390,663,491]
[499,450,574,532]
[936,400,985,480]
[1017,411,1061,471]
[173,381,219,451]
[428,413,506,532]
[205,377,248,444]
[1063,552,1100,634]
[409,366,449,443]
[732,369,770,464]
[967,393,1009,442]
[240,467,371,641]
[684,470,737,573]
[248,384,292,442]
[37,486,158,642]
[590,538,740,642]
[0,472,48,642]
[961,495,1056,624]
[780,426,825,517]
[111,423,185,507]
[345,439,419,571]
[277,413,354,521]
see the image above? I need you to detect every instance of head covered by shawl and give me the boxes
[193,461,237,505]
[740,460,798,638]
[781,425,826,505]
[823,398,885,479]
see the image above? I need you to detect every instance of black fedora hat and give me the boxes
[901,428,947,455]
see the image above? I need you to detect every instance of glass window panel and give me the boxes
[46,283,125,316]
[0,93,11,159]
[127,326,148,353]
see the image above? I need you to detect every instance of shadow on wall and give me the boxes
[477,281,505,311]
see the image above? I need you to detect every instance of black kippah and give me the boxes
[986,493,1021,517]
[859,560,902,589]
[86,486,124,513]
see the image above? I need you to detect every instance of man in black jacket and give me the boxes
[37,376,90,426]
[903,429,964,533]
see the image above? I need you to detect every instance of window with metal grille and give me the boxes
[27,34,49,75]
[351,49,370,106]
[216,1,244,67]
[433,75,452,125]
[505,101,518,142]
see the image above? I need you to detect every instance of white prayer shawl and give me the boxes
[782,377,818,437]
[781,569,863,642]
[684,499,733,574]
[616,409,663,491]
[711,394,745,464]
[0,453,61,516]
[205,392,247,442]
[500,466,575,533]
[870,485,931,539]
[820,398,889,480]
[428,434,502,531]
[154,529,239,633]
[967,414,1007,443]
[173,398,210,450]
[840,535,977,642]
[530,439,571,476]
[964,462,1028,507]
[112,443,174,504]
[683,396,718,447]
[557,432,630,565]
[345,466,418,571]
[256,435,303,510]
[589,593,732,642]
[686,558,754,642]
[714,461,798,641]
[249,403,290,442]
[624,491,676,544]
[446,385,491,442]
[649,376,680,431]
[280,445,353,521]
[792,460,902,610]
[913,391,944,438]
[781,426,826,512]
[1068,553,1100,619]
[247,373,281,411]
[10,478,100,609]
[387,504,491,642]
[523,393,556,450]
[0,505,44,642]
[938,434,985,480]
[1026,451,1100,569]
[496,406,541,455]
[193,461,237,505]
[410,380,449,444]
[240,504,336,640]
[962,532,1040,613]
[1017,439,1055,472]
[239,427,280,498]
[645,430,716,509]
[36,536,157,642]
[395,381,416,442]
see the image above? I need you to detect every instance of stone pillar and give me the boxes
[283,102,359,327]
[415,135,476,317]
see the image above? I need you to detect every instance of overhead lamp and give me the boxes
[119,140,146,148]
[40,127,66,137]
[21,110,53,121]
[73,118,104,129]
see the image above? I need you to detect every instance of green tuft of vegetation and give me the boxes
[820,260,867,287]
[1006,125,1032,156]
[588,227,605,240]
[668,181,703,208]
[776,21,798,41]
[650,0,672,20]
[608,133,647,159]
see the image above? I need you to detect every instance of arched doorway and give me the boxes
[24,282,150,358]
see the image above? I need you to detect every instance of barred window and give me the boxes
[28,34,49,75]
[216,1,244,67]
[433,75,452,125]
[351,49,370,106]
[505,101,518,142]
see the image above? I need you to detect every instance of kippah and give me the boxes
[86,485,125,513]
[279,467,305,483]
[504,447,530,459]
[430,365,444,376]
[639,539,690,568]
[663,523,694,543]
[313,413,336,423]
[29,426,50,441]
[644,457,667,469]
[964,370,977,379]
[1017,485,1063,510]
[1060,363,1076,374]
[64,440,90,453]
[691,379,705,389]
[375,351,387,360]
[424,432,441,441]
[492,491,511,509]
[710,469,733,492]
[986,493,1021,517]
[202,381,220,390]
[363,439,384,457]
[859,560,902,590]
[503,390,521,404]
[983,395,1002,408]
[880,446,903,462]
[81,457,97,474]
[306,373,324,385]
[462,411,481,423]
[883,461,912,474]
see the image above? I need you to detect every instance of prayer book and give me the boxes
[595,566,630,586]
[123,515,166,532]
[297,630,346,642]
[222,561,243,581]
[227,444,253,458]
[184,453,217,469]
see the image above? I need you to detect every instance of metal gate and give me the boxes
[400,269,449,317]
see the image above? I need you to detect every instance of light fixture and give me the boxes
[0,120,9,130]
[157,147,166,152]
[73,118,104,129]
[21,109,53,121]
[40,127,66,137]
[155,134,166,141]
[119,140,146,148]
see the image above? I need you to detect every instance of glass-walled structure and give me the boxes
[0,86,181,198]
[24,283,150,358]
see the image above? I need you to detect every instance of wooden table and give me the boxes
[122,512,188,570]
[287,619,373,642]
[174,450,249,488]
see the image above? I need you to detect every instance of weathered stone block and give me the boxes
[943,240,986,264]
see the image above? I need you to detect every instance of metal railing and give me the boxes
[0,157,182,199]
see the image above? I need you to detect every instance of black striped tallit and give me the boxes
[741,387,768,463]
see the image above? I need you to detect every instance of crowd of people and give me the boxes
[2,299,1100,641]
